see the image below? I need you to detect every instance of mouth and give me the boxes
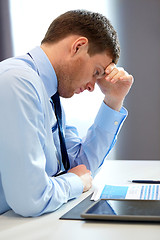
[75,88,84,94]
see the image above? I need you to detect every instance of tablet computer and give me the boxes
[81,199,160,222]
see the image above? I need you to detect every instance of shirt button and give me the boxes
[114,121,118,126]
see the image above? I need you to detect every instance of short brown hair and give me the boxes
[41,10,120,63]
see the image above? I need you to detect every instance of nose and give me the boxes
[86,82,95,92]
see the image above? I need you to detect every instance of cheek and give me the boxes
[70,58,93,86]
[80,61,93,81]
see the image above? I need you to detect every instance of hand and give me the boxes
[68,164,92,192]
[97,63,134,111]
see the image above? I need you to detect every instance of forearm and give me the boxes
[104,96,123,112]
[66,102,128,175]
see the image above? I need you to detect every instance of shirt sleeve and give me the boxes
[65,101,128,175]
[0,69,83,217]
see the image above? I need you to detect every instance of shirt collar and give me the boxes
[28,46,57,98]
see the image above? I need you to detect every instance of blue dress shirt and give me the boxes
[0,46,127,217]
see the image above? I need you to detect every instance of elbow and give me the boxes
[10,200,43,217]
[7,195,51,217]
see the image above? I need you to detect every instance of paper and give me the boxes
[92,184,160,201]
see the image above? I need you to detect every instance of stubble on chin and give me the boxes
[59,88,74,98]
[57,78,74,99]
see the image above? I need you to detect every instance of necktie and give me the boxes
[51,92,70,171]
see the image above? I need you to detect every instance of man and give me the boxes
[0,10,133,217]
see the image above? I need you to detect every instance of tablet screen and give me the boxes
[85,199,160,216]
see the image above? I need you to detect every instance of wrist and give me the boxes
[104,96,123,112]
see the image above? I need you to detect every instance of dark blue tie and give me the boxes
[51,92,70,171]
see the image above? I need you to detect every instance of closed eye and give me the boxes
[94,70,100,76]
[94,70,106,79]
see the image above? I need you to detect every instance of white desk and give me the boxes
[1,160,160,240]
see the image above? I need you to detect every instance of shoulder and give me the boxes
[0,57,38,82]
[0,57,44,100]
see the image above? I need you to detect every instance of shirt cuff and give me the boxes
[94,101,128,133]
[58,172,83,200]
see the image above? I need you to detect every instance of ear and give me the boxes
[71,37,88,56]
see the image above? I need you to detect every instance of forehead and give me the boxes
[91,52,113,69]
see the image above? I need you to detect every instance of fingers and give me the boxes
[80,173,92,192]
[68,164,91,177]
[105,62,116,75]
[68,164,92,192]
[119,74,134,83]
[105,63,133,84]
